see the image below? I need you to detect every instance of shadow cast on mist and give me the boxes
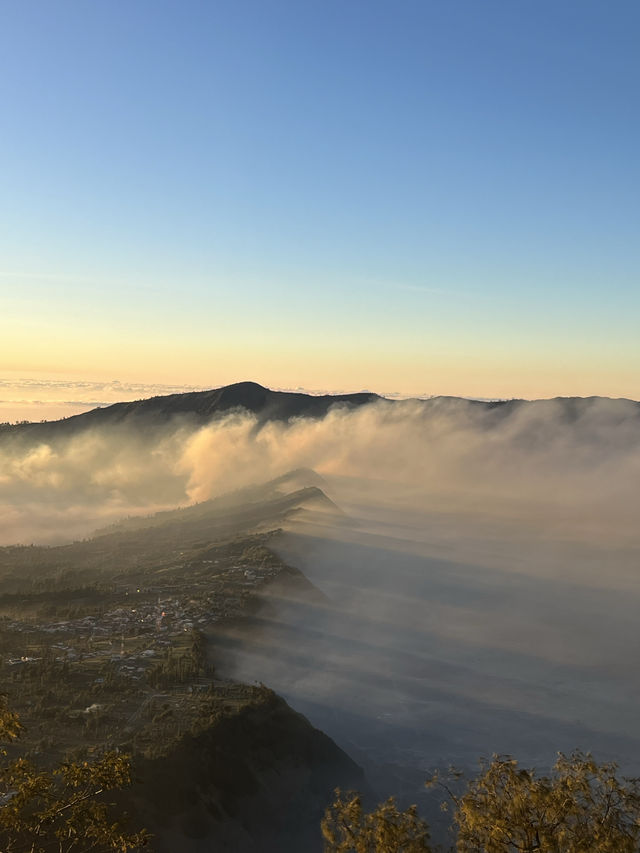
[209,511,640,808]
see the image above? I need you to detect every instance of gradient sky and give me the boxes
[1,0,639,407]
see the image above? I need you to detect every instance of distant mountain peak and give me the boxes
[0,382,382,445]
[2,383,637,449]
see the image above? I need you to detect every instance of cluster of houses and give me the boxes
[2,558,283,680]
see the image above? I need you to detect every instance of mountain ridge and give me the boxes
[1,381,639,446]
[0,381,380,442]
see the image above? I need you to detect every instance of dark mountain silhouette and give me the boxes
[0,381,381,445]
[1,381,638,449]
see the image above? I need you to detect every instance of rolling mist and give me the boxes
[1,395,638,547]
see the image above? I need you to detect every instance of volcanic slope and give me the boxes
[0,474,358,851]
[2,381,639,450]
[0,381,380,445]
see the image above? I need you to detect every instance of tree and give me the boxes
[430,751,640,853]
[321,789,432,852]
[0,697,149,853]
[189,628,209,675]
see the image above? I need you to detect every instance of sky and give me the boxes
[1,0,639,418]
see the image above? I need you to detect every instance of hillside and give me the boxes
[0,472,359,851]
[128,687,365,852]
[2,382,638,453]
[0,381,381,445]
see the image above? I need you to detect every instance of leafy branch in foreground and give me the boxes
[428,750,640,853]
[323,751,640,852]
[0,697,150,853]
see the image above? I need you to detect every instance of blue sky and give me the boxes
[1,0,638,403]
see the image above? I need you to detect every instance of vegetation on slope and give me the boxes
[0,698,148,853]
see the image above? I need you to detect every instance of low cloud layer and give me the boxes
[0,378,409,425]
[0,378,211,425]
[0,396,639,545]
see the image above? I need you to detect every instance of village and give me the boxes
[0,531,296,766]
[1,541,284,682]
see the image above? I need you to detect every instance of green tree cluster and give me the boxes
[146,629,213,690]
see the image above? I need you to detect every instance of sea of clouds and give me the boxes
[0,396,639,546]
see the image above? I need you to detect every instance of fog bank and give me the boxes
[1,396,639,545]
[210,476,640,815]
